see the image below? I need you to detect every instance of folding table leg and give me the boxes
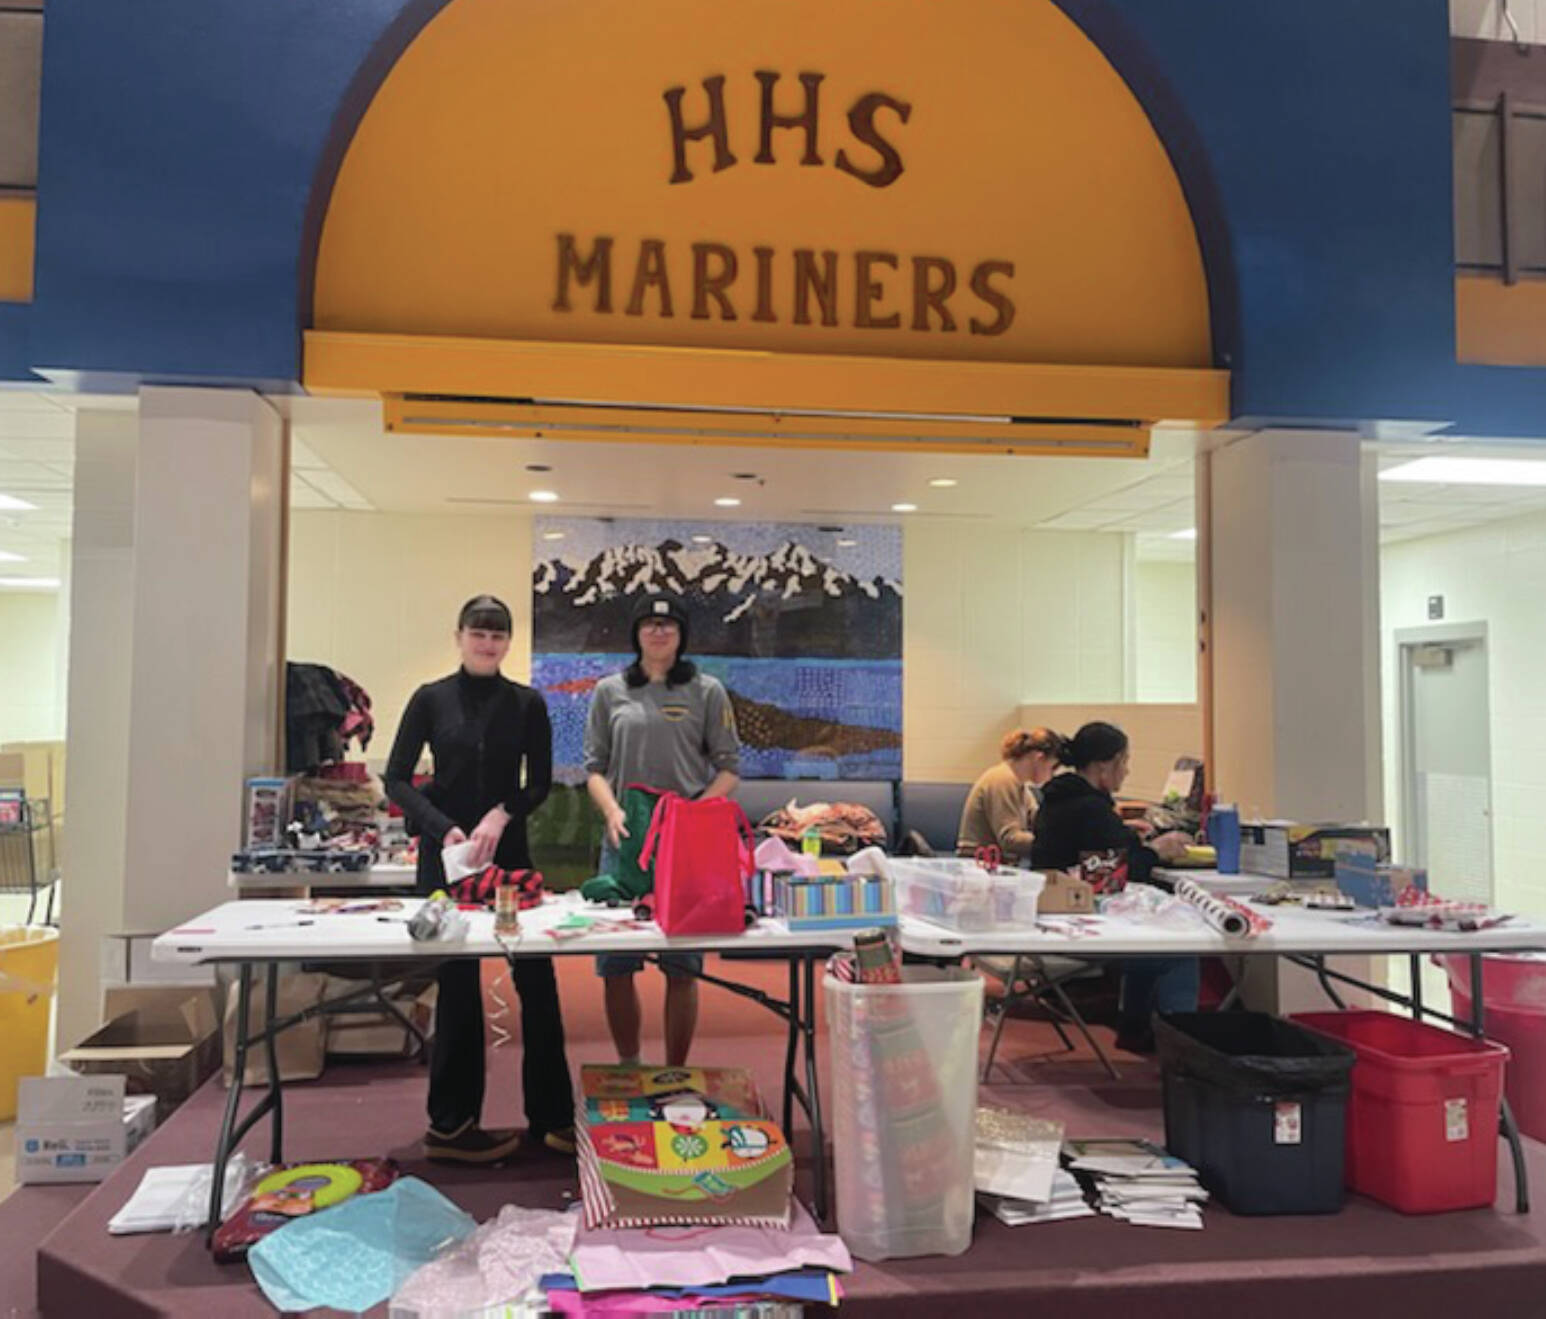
[1469,952,1531,1213]
[782,958,799,1140]
[264,963,284,1164]
[801,954,827,1222]
[208,962,252,1241]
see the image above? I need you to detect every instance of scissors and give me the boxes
[974,845,1002,872]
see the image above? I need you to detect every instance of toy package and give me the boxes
[576,1066,792,1230]
[212,1158,399,1262]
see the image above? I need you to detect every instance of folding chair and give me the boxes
[976,953,1119,1081]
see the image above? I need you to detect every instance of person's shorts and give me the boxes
[595,952,704,978]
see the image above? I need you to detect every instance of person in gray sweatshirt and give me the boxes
[583,591,741,1066]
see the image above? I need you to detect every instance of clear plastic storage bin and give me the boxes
[825,966,984,1260]
[888,857,1044,933]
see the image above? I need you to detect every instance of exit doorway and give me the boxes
[1396,623,1493,903]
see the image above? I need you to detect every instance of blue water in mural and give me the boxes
[534,653,902,784]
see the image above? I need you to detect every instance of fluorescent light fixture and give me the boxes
[0,550,24,563]
[529,490,560,503]
[1379,456,1546,487]
[1169,528,1198,541]
[0,494,38,512]
[541,531,565,541]
[713,497,741,508]
[891,502,918,513]
[0,576,60,590]
[928,478,958,488]
[691,534,714,544]
[836,538,858,547]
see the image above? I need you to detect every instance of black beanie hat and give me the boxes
[630,591,691,658]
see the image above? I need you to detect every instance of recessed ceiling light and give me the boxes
[0,576,59,590]
[891,503,918,513]
[1170,528,1198,541]
[928,478,958,488]
[836,538,858,547]
[714,497,741,508]
[1379,456,1546,486]
[529,490,560,503]
[525,463,552,472]
[0,550,24,563]
[542,531,566,541]
[0,494,38,512]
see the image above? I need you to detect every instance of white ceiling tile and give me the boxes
[0,412,75,440]
[1036,511,1121,530]
[290,436,328,471]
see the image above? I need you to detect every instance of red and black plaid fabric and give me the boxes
[450,865,545,909]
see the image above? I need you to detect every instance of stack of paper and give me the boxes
[108,1159,250,1235]
[973,1106,1064,1203]
[978,1169,1095,1226]
[1065,1139,1206,1230]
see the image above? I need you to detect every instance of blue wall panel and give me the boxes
[21,0,1546,433]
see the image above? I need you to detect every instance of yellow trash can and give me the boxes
[0,925,59,1121]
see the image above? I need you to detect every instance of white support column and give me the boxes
[57,389,285,1049]
[1207,429,1383,1011]
[119,388,285,935]
[58,408,139,1051]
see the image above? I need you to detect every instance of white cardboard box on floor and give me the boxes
[16,1073,157,1184]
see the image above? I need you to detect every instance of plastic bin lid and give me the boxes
[1156,1012,1356,1098]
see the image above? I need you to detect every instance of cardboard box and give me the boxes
[101,931,217,989]
[1038,870,1095,914]
[1334,849,1428,909]
[222,971,328,1086]
[322,976,435,1057]
[244,776,296,849]
[62,995,220,1124]
[17,1074,157,1184]
[1240,822,1390,880]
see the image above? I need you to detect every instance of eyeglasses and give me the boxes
[639,618,680,632]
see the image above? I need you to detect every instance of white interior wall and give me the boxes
[1381,510,1546,918]
[0,592,61,742]
[1133,560,1197,703]
[290,512,1192,786]
[288,511,536,765]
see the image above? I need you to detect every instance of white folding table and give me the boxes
[898,891,1546,1212]
[152,894,849,1235]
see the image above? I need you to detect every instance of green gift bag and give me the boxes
[580,783,665,904]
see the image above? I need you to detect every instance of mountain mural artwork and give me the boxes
[532,518,902,782]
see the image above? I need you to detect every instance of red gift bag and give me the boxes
[639,794,754,935]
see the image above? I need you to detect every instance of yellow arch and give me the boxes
[308,0,1221,420]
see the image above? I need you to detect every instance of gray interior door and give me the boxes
[1403,636,1493,903]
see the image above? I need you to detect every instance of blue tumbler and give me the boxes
[1211,804,1241,875]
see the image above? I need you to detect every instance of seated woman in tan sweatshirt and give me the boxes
[956,727,1066,861]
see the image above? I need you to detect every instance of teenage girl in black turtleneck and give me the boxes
[384,594,575,1164]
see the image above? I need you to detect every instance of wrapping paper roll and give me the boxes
[1173,877,1272,938]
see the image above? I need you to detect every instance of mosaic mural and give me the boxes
[531,518,902,782]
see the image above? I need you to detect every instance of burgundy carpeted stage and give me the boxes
[9,956,1546,1318]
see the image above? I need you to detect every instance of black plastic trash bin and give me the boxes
[1156,1012,1357,1215]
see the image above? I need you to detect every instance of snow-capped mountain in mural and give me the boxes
[533,537,902,658]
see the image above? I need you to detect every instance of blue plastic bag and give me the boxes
[248,1176,475,1314]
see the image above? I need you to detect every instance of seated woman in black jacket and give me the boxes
[1030,722,1196,1053]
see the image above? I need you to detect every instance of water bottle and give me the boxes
[1211,803,1241,875]
[801,825,822,859]
[408,891,455,941]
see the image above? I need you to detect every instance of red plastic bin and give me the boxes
[1438,953,1546,1143]
[1291,1010,1508,1214]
